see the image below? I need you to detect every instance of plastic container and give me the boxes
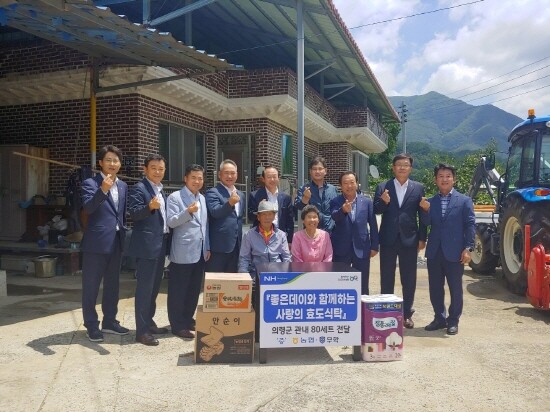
[33,255,58,278]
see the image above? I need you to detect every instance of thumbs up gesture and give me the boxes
[381,188,390,204]
[342,199,353,214]
[302,186,312,204]
[229,190,240,206]
[419,196,430,212]
[101,174,114,193]
[149,195,161,210]
[187,200,199,214]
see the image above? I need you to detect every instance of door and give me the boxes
[217,135,252,191]
[0,145,49,240]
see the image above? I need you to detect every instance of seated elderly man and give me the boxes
[238,200,291,276]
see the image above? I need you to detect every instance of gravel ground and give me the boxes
[0,257,548,412]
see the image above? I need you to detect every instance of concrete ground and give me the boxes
[0,257,548,412]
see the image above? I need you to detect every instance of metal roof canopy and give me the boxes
[0,0,233,73]
[105,0,398,121]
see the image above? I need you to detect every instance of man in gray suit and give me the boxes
[166,164,210,340]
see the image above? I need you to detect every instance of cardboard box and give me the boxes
[203,272,252,312]
[361,294,404,362]
[195,306,255,364]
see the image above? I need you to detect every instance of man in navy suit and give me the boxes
[127,154,170,346]
[330,171,379,295]
[374,154,427,329]
[81,145,129,342]
[206,159,245,273]
[420,163,475,335]
[248,165,294,245]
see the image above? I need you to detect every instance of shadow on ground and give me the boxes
[0,272,162,327]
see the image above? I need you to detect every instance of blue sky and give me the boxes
[332,0,550,118]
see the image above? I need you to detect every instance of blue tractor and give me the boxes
[468,109,550,305]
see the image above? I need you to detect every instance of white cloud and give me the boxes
[333,0,550,117]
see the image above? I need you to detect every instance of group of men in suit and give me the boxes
[80,149,247,345]
[80,147,474,345]
[374,154,475,335]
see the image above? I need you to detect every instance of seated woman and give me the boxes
[291,205,333,262]
[238,200,291,276]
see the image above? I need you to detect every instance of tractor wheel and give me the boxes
[469,224,498,274]
[500,196,550,295]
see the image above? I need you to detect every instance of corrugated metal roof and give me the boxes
[0,0,232,72]
[106,0,398,121]
[0,0,397,121]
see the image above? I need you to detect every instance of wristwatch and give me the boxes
[467,247,474,252]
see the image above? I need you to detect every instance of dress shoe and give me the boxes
[404,318,414,329]
[149,326,169,335]
[136,333,159,346]
[424,319,447,331]
[447,325,458,335]
[173,329,195,340]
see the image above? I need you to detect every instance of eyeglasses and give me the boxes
[103,158,120,164]
[394,163,411,169]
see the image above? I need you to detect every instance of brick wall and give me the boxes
[0,39,91,78]
[0,40,382,196]
[320,142,352,185]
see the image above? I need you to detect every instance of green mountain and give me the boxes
[388,92,523,153]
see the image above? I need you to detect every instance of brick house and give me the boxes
[0,0,398,238]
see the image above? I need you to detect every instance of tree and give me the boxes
[368,120,400,192]
[417,139,501,201]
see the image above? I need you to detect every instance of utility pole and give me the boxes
[398,101,408,153]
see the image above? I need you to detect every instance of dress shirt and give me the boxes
[393,178,409,207]
[101,172,119,230]
[266,187,279,226]
[183,186,202,223]
[439,189,454,217]
[146,178,169,234]
[222,183,240,217]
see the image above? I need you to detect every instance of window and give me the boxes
[352,150,369,193]
[519,136,536,184]
[539,134,550,184]
[159,123,205,183]
[281,134,293,176]
[506,142,522,191]
[303,154,312,185]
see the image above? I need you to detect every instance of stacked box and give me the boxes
[195,306,255,363]
[361,294,404,362]
[196,273,255,363]
[203,273,252,312]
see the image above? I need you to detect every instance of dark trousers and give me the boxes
[380,239,418,319]
[81,238,122,330]
[207,242,240,273]
[134,236,167,337]
[334,251,370,295]
[427,247,464,326]
[168,256,205,332]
